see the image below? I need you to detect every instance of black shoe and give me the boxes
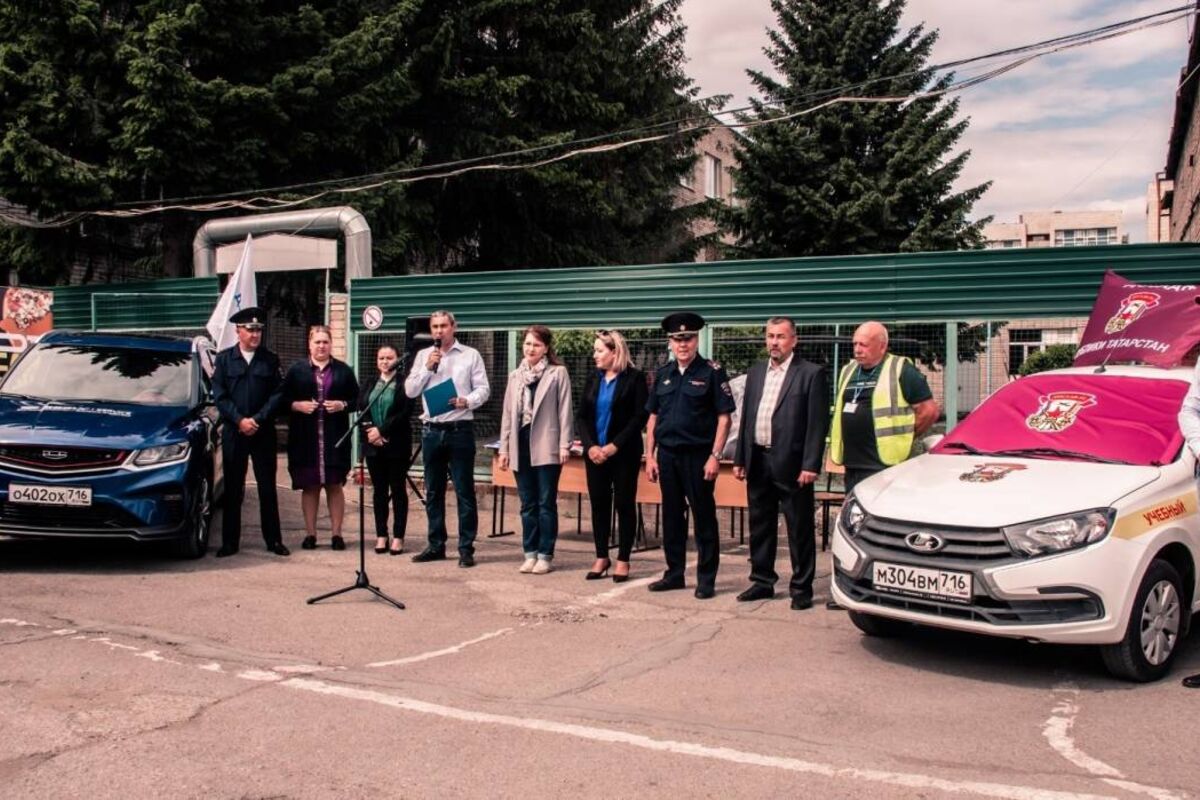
[301,535,317,550]
[694,586,716,600]
[791,596,814,611]
[268,542,291,557]
[375,539,388,554]
[648,577,685,592]
[331,536,346,551]
[458,553,476,568]
[736,585,774,602]
[1183,673,1200,688]
[412,548,446,563]
[585,559,611,580]
[215,544,239,558]
[824,600,844,611]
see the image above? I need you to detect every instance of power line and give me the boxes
[4,3,1195,228]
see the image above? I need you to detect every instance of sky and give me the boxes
[679,0,1195,242]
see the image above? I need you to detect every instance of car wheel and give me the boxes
[848,609,910,638]
[1100,559,1184,682]
[173,474,212,559]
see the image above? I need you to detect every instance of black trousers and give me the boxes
[365,453,410,540]
[747,450,815,600]
[844,466,883,496]
[584,451,640,561]
[658,446,719,589]
[221,428,281,548]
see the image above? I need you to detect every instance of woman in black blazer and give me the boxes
[358,343,414,555]
[282,325,360,550]
[576,329,649,582]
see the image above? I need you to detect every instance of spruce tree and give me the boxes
[726,0,989,258]
[401,0,700,271]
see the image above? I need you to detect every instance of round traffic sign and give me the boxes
[362,305,384,331]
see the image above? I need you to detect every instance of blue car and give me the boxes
[0,331,222,558]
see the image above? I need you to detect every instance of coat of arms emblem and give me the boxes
[959,462,1028,483]
[1026,391,1097,433]
[1103,291,1160,334]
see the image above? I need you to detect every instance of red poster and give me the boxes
[1074,270,1200,368]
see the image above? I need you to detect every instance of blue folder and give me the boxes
[422,379,459,414]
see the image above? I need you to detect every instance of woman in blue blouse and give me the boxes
[575,330,649,582]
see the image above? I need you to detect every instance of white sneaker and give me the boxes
[532,558,553,575]
[519,557,537,573]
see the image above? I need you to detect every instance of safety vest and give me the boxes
[829,353,916,467]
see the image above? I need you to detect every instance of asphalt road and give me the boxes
[2,478,1197,800]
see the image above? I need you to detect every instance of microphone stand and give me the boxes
[307,371,405,611]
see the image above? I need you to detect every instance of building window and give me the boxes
[1054,227,1118,247]
[705,155,722,199]
[1008,329,1043,375]
[986,239,1023,249]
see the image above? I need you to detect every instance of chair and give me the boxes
[814,456,845,551]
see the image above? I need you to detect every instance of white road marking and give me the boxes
[273,664,333,674]
[0,616,1158,800]
[282,677,1115,800]
[1043,682,1185,800]
[366,627,514,668]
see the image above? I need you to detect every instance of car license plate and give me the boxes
[8,483,92,507]
[872,561,972,603]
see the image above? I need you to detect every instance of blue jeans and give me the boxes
[421,424,477,555]
[515,426,562,558]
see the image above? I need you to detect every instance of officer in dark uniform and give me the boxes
[645,312,735,598]
[211,307,289,557]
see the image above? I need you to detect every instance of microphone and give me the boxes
[432,337,442,372]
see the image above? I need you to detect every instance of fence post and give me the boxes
[507,329,518,373]
[700,326,713,360]
[944,321,958,433]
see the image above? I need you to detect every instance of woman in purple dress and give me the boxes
[283,325,360,550]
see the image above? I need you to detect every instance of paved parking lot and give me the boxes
[2,469,1198,799]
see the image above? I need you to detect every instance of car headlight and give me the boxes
[838,494,867,538]
[1002,509,1114,557]
[131,442,190,467]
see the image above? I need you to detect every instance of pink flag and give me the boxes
[1074,270,1200,368]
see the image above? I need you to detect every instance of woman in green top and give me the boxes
[358,344,414,554]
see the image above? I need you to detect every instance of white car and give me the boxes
[830,364,1198,681]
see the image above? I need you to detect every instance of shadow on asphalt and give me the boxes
[850,619,1200,687]
[0,536,255,575]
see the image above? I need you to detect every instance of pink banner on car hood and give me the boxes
[932,373,1187,466]
[1074,270,1200,368]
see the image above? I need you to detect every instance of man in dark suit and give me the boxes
[733,317,829,609]
[210,307,289,557]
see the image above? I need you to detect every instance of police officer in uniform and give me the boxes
[645,312,735,598]
[211,307,290,557]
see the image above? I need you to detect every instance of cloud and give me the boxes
[680,0,1193,244]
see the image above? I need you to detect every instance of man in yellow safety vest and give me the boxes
[829,321,939,495]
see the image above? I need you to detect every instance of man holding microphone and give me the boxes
[404,310,490,567]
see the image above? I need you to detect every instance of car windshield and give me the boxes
[0,343,194,406]
[931,372,1188,467]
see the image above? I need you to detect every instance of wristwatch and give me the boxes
[710,451,721,459]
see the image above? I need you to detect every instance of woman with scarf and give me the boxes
[497,325,572,574]
[358,343,414,555]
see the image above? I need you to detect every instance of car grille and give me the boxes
[835,572,1103,626]
[0,445,129,472]
[0,500,144,530]
[858,516,1016,566]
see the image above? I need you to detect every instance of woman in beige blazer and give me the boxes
[498,325,573,573]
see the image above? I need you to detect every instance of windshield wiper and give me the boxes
[988,447,1131,466]
[937,441,989,455]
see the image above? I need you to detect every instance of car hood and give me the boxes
[854,454,1161,527]
[0,396,187,449]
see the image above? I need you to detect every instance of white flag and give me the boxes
[205,234,257,351]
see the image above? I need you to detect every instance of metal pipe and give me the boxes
[192,206,372,288]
